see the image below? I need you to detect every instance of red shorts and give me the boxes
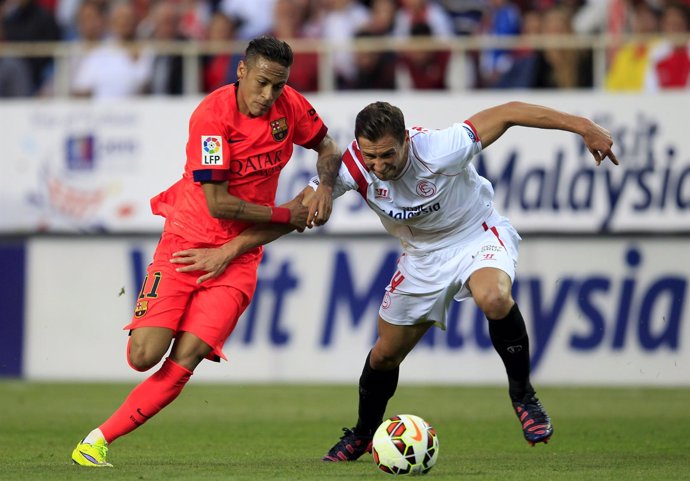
[124,232,260,361]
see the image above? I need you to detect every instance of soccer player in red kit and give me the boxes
[71,36,342,467]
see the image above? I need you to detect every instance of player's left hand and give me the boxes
[308,184,333,227]
[170,248,231,284]
[583,121,619,166]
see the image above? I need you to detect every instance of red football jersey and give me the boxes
[151,82,327,246]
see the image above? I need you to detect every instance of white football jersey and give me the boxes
[312,121,497,254]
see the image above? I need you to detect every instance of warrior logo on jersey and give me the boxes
[201,136,223,165]
[375,187,390,200]
[416,180,436,197]
[271,117,289,141]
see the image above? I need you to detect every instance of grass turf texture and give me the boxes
[0,383,688,481]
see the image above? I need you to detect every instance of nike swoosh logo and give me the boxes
[410,418,423,442]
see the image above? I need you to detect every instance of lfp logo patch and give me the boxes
[201,136,223,165]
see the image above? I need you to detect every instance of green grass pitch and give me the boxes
[1,382,689,480]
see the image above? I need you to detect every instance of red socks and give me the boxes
[99,358,192,443]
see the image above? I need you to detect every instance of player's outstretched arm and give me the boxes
[201,181,309,229]
[467,101,619,166]
[309,134,342,227]
[171,187,315,284]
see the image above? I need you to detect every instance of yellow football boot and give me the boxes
[71,438,113,467]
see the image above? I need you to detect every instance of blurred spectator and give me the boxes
[571,0,610,34]
[478,0,522,87]
[71,1,154,98]
[131,0,153,27]
[343,28,397,89]
[271,0,320,92]
[2,0,62,94]
[219,0,276,39]
[145,1,185,95]
[0,17,33,97]
[67,0,107,92]
[644,1,690,90]
[392,0,459,87]
[398,21,450,89]
[56,0,87,38]
[393,0,455,38]
[437,0,485,36]
[178,0,211,40]
[493,6,593,88]
[314,0,370,89]
[202,12,240,93]
[513,7,542,57]
[606,0,660,91]
[73,0,106,42]
[366,0,397,34]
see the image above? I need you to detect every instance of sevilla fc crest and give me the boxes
[271,117,288,141]
[416,180,436,197]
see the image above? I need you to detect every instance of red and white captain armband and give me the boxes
[270,207,291,224]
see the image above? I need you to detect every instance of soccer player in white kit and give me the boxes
[170,100,619,459]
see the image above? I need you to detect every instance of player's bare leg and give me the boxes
[469,267,553,445]
[128,327,176,371]
[323,318,433,461]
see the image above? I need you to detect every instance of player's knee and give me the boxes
[370,349,403,371]
[474,287,513,320]
[168,336,210,371]
[127,343,163,372]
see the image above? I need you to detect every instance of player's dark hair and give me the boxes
[245,36,293,68]
[355,102,406,144]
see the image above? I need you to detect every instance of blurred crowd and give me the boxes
[1,0,689,97]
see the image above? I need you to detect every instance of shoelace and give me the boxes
[92,442,108,459]
[523,399,549,422]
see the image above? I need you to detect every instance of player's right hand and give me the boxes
[583,120,619,166]
[285,191,309,231]
[170,248,232,284]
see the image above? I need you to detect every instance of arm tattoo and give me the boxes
[234,200,246,218]
[316,138,342,188]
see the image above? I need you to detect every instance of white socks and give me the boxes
[83,428,105,445]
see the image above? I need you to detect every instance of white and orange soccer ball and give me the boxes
[372,414,439,476]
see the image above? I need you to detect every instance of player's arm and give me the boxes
[172,186,316,284]
[467,101,619,166]
[201,181,308,229]
[309,134,342,227]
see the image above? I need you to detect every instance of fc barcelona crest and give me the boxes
[270,117,288,141]
[134,300,149,318]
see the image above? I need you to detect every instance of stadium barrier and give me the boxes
[1,33,688,94]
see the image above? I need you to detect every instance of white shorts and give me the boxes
[378,213,521,329]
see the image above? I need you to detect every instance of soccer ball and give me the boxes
[372,414,439,476]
